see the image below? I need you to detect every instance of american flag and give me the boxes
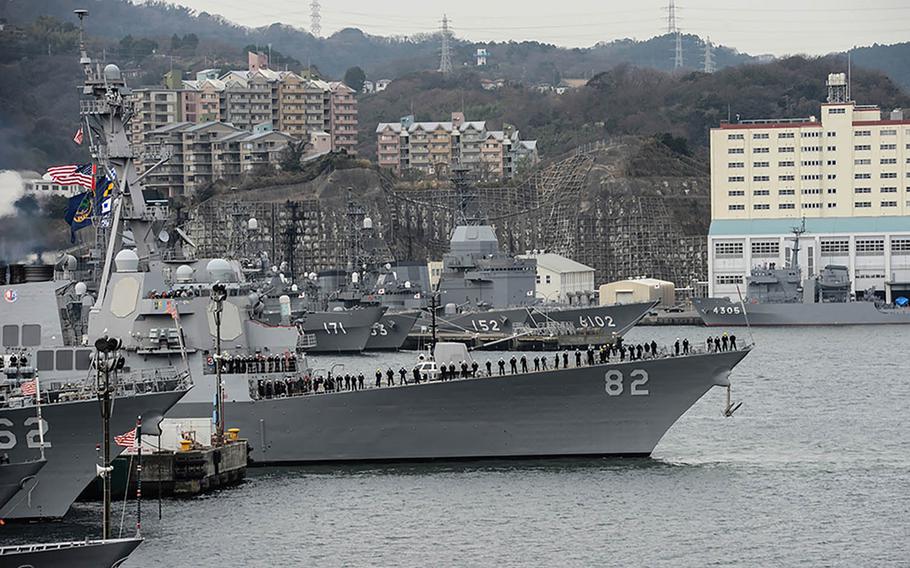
[20,379,37,396]
[73,127,84,145]
[165,300,180,320]
[46,163,95,190]
[114,428,137,449]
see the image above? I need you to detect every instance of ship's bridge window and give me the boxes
[75,349,92,370]
[55,350,73,371]
[36,350,55,370]
[21,324,41,346]
[2,325,18,347]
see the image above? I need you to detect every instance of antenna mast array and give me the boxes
[310,0,322,37]
[439,14,453,75]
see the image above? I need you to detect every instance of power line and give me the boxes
[439,14,453,76]
[310,0,322,37]
[703,37,715,73]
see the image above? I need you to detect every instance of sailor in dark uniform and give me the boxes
[520,355,528,373]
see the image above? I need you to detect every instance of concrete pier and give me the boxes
[141,440,248,497]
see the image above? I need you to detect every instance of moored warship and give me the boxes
[695,221,910,326]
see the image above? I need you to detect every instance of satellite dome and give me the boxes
[351,272,360,284]
[247,217,259,231]
[114,249,139,272]
[206,258,234,282]
[103,64,122,81]
[404,281,412,289]
[74,281,87,296]
[363,217,373,230]
[175,264,194,283]
[290,284,299,293]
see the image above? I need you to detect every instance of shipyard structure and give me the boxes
[185,136,710,290]
[709,73,910,303]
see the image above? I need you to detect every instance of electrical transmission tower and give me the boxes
[703,37,715,73]
[666,0,683,70]
[310,0,322,37]
[439,14,453,75]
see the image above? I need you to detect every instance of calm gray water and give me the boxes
[4,326,909,566]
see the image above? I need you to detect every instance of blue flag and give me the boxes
[95,176,114,217]
[64,191,94,243]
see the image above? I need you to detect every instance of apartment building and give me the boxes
[143,121,295,198]
[375,112,538,179]
[329,82,358,154]
[708,73,910,300]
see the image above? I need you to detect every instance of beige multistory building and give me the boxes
[708,73,910,300]
[375,112,538,179]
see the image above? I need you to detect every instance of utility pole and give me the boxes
[94,335,122,540]
[439,14,453,76]
[310,0,322,37]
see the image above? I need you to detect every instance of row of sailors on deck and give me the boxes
[211,352,298,374]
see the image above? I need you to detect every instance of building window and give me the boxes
[881,172,897,179]
[827,174,837,180]
[881,187,897,193]
[855,130,871,137]
[779,146,794,153]
[854,202,872,209]
[753,175,770,182]
[545,275,551,284]
[728,162,744,168]
[801,188,821,195]
[753,204,770,210]
[753,133,769,140]
[854,145,871,151]
[855,173,871,180]
[779,174,795,181]
[802,203,821,209]
[728,190,745,197]
[881,201,897,207]
[727,133,744,140]
[728,204,745,211]
[728,147,744,154]
[854,187,871,194]
[801,131,821,138]
[827,203,837,208]
[802,174,821,181]
[855,158,871,165]
[715,242,744,257]
[778,189,795,195]
[715,274,744,285]
[821,239,849,254]
[753,161,769,168]
[881,144,897,151]
[751,241,780,257]
[801,160,821,166]
[778,162,795,168]
[881,158,897,165]
[801,146,821,152]
[2,325,18,346]
[881,129,897,136]
[753,189,770,196]
[826,146,836,152]
[728,176,744,182]
[779,203,795,209]
[891,239,910,254]
[827,188,837,194]
[827,132,837,137]
[828,108,845,114]
[778,132,795,139]
[855,238,884,253]
[826,161,837,167]
[753,147,769,154]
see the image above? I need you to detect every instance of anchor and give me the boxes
[723,384,743,417]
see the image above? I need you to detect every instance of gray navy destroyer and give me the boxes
[37,34,754,466]
[695,221,910,326]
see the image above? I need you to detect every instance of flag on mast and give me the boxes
[20,379,37,396]
[114,428,137,449]
[73,127,84,145]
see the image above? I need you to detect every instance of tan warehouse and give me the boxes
[599,278,675,307]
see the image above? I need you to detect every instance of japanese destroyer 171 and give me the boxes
[62,38,753,464]
[694,220,910,326]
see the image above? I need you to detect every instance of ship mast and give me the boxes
[790,217,806,274]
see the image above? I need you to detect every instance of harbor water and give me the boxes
[3,326,908,566]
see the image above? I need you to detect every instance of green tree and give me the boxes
[280,139,312,172]
[170,34,182,52]
[343,66,366,93]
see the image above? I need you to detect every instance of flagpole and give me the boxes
[34,372,46,461]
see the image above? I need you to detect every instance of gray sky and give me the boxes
[169,0,910,56]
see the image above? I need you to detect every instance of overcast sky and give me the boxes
[169,0,910,56]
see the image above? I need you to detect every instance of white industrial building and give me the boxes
[599,278,675,307]
[518,252,595,304]
[708,73,910,301]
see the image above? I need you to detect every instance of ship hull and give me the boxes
[0,390,187,520]
[297,306,385,353]
[364,311,419,351]
[0,537,142,568]
[694,297,910,326]
[0,460,44,510]
[168,349,748,463]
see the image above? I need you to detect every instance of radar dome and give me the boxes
[351,272,360,284]
[247,217,259,231]
[103,64,122,81]
[74,281,87,296]
[206,258,234,282]
[175,264,194,283]
[363,217,373,230]
[114,249,139,272]
[404,281,411,289]
[290,284,299,293]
